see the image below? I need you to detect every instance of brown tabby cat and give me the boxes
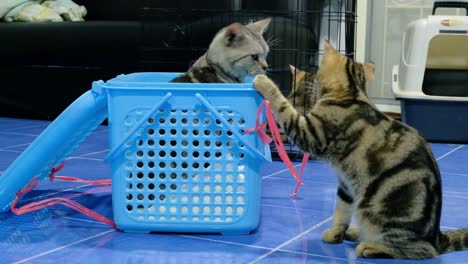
[171,18,271,83]
[253,41,468,259]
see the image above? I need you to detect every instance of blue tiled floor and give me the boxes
[1,117,468,263]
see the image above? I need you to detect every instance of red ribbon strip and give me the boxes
[245,100,310,197]
[11,162,116,228]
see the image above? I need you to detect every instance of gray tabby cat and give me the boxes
[253,41,468,259]
[171,18,271,83]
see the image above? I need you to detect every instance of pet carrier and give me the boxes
[0,72,271,234]
[392,0,468,142]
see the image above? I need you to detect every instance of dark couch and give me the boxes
[0,0,142,120]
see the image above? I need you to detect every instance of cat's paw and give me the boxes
[253,74,277,97]
[344,226,360,242]
[322,228,346,244]
[356,242,394,258]
[253,74,270,85]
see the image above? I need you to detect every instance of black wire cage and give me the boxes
[140,0,357,159]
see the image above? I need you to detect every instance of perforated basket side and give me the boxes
[117,106,258,224]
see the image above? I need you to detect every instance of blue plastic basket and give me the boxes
[99,72,271,234]
[0,72,270,234]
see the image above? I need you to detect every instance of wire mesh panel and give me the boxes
[139,0,357,159]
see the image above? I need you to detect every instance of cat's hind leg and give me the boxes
[356,240,438,259]
[356,242,395,258]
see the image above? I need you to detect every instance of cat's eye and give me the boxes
[251,54,259,61]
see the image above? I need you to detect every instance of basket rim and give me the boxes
[100,72,257,90]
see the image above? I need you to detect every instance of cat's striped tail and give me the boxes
[438,228,468,254]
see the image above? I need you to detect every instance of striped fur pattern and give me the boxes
[171,18,271,83]
[277,65,318,142]
[287,64,318,115]
[253,41,468,259]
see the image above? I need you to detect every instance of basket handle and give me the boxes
[195,93,270,163]
[433,0,468,15]
[105,92,173,162]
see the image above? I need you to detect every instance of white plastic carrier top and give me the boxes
[392,10,468,101]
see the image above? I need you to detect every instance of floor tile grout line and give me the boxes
[269,248,374,264]
[444,191,468,197]
[62,216,109,225]
[4,124,46,131]
[0,149,22,153]
[78,149,109,157]
[262,164,302,179]
[442,171,468,177]
[0,148,108,159]
[261,203,331,214]
[0,142,32,150]
[0,131,39,137]
[66,156,104,162]
[179,234,373,264]
[441,226,458,230]
[0,120,45,124]
[178,235,273,251]
[248,216,333,263]
[443,194,468,199]
[13,229,115,264]
[436,145,464,161]
[263,176,335,185]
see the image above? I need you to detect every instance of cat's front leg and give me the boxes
[253,74,283,104]
[253,74,327,156]
[323,185,356,244]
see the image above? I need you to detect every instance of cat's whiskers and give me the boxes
[266,35,281,48]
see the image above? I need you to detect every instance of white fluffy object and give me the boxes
[1,0,87,22]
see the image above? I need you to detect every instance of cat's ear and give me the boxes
[289,64,298,74]
[363,63,375,81]
[246,18,271,34]
[321,40,341,68]
[323,40,338,55]
[224,22,245,46]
